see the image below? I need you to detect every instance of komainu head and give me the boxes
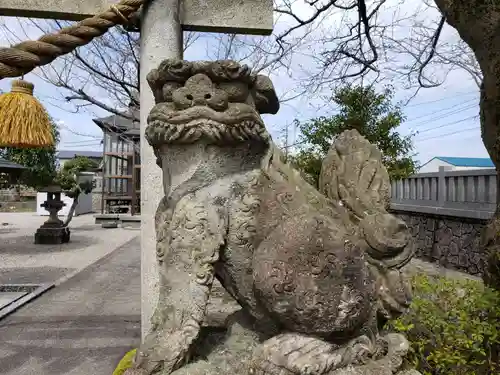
[145,59,279,148]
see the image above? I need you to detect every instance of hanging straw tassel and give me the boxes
[0,79,54,148]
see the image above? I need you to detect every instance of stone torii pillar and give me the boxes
[138,0,274,338]
[0,0,274,338]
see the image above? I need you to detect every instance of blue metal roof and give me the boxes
[435,156,494,168]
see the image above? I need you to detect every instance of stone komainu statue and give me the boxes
[124,59,419,375]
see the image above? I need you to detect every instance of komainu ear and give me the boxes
[147,59,193,104]
[252,75,280,115]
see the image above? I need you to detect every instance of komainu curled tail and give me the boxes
[320,129,413,269]
[319,129,390,215]
[247,129,416,375]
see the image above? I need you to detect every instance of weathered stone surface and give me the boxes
[92,191,102,212]
[125,59,419,375]
[38,184,63,193]
[34,226,70,244]
[0,0,273,34]
[131,311,414,375]
[393,212,486,276]
[181,0,273,35]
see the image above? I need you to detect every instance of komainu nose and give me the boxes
[172,73,228,111]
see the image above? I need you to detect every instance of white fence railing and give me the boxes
[390,167,496,220]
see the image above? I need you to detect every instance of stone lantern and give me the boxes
[34,185,70,244]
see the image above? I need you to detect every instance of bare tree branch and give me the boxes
[0,1,483,120]
[271,0,481,99]
[416,16,445,88]
[0,16,303,123]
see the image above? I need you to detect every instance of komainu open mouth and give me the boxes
[146,103,269,146]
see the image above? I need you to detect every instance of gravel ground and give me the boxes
[0,212,139,286]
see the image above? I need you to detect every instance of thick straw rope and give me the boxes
[0,0,144,79]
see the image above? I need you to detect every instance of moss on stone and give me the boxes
[112,349,136,375]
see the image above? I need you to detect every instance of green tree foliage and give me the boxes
[0,119,59,189]
[58,156,99,190]
[289,85,418,187]
[55,156,99,226]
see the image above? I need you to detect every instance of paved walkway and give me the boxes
[0,236,141,375]
[0,213,139,286]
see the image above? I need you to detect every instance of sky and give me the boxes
[0,0,488,166]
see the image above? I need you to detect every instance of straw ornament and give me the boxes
[0,0,143,148]
[0,79,54,148]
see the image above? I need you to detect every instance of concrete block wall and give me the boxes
[394,211,486,276]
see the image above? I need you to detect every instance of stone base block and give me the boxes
[171,325,420,375]
[125,311,420,375]
[102,222,118,229]
[34,226,70,244]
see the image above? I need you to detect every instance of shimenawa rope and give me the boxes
[0,0,144,79]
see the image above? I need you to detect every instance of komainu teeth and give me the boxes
[243,124,252,135]
[146,118,266,145]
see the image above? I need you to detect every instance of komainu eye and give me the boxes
[217,82,249,102]
[162,82,182,102]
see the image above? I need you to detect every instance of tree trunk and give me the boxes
[433,0,500,288]
[64,194,79,227]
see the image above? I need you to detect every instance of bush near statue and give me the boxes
[388,273,500,374]
[119,59,419,375]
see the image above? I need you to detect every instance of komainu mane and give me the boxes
[124,59,418,375]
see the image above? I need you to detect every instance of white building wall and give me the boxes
[418,159,453,173]
[36,173,94,217]
[418,158,495,173]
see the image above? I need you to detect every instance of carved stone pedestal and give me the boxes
[34,225,70,245]
[130,310,417,375]
[34,185,70,245]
